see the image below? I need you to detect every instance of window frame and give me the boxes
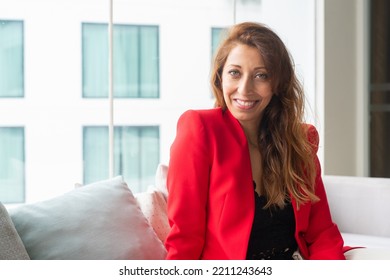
[82,125,160,192]
[81,22,160,99]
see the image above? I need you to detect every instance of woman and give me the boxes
[165,22,345,260]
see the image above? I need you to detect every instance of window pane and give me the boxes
[370,111,390,177]
[114,25,139,97]
[116,127,139,187]
[140,26,159,98]
[0,20,24,98]
[370,0,390,177]
[211,27,225,58]
[83,126,159,191]
[82,23,108,98]
[83,127,109,183]
[370,0,390,84]
[370,89,390,105]
[140,127,159,191]
[0,127,25,203]
[82,23,159,98]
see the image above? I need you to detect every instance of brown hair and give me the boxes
[211,22,319,208]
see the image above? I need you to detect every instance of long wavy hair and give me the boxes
[211,22,319,208]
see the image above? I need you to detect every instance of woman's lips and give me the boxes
[234,99,258,110]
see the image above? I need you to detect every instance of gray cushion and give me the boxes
[0,202,30,260]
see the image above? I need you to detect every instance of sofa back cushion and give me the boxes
[323,175,390,238]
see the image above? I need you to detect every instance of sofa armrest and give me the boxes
[0,202,30,260]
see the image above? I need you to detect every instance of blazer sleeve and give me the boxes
[303,125,346,260]
[164,110,211,259]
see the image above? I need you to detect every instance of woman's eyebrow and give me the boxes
[254,66,267,70]
[226,64,241,68]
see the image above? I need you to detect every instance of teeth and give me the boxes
[236,99,255,107]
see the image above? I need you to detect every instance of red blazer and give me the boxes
[165,108,345,260]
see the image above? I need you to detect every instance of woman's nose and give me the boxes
[238,76,253,96]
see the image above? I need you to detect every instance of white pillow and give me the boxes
[9,176,167,260]
[135,189,170,243]
[154,163,168,199]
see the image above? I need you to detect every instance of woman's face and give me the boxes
[222,44,273,129]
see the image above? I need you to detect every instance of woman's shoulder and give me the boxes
[178,108,225,125]
[180,108,223,118]
[177,108,242,138]
[302,123,319,152]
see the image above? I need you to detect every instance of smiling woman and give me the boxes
[165,22,346,260]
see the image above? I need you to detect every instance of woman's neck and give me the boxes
[241,121,259,148]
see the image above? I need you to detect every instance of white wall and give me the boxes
[322,0,369,176]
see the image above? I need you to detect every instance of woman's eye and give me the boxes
[228,70,240,77]
[255,73,268,80]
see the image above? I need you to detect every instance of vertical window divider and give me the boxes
[137,27,141,97]
[108,0,114,178]
[233,0,236,24]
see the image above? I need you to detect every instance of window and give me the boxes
[370,0,390,177]
[211,27,226,58]
[0,20,24,98]
[0,127,25,203]
[82,23,159,98]
[83,126,159,192]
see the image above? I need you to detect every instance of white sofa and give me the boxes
[323,175,390,259]
[1,164,390,260]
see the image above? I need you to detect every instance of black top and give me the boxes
[246,182,298,260]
